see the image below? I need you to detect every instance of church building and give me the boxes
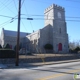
[26,4,69,53]
[0,4,69,53]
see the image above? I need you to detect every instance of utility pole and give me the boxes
[15,0,21,66]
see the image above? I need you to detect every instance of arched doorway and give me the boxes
[58,43,62,51]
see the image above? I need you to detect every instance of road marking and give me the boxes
[36,68,80,80]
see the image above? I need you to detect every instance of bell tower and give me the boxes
[44,4,65,26]
[44,4,69,53]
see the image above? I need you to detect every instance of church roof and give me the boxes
[3,29,30,37]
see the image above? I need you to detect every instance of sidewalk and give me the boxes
[5,59,80,69]
[0,64,7,69]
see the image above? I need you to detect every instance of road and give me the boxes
[0,61,80,80]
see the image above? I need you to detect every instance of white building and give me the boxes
[0,28,30,49]
[0,4,69,53]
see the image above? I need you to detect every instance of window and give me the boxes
[34,39,37,44]
[58,12,61,18]
[64,45,65,47]
[30,41,33,44]
[59,28,61,33]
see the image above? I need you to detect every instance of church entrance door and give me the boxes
[58,43,62,51]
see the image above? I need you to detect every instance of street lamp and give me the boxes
[27,18,33,20]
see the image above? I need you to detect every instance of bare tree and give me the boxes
[69,40,80,50]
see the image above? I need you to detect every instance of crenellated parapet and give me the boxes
[44,4,64,13]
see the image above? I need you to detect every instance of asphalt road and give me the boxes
[0,61,80,80]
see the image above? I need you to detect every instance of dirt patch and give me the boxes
[19,53,75,59]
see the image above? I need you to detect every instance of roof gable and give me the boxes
[4,30,29,37]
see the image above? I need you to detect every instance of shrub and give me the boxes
[74,47,80,52]
[0,45,2,49]
[69,49,75,53]
[69,47,80,53]
[14,44,21,51]
[44,44,53,50]
[27,51,32,55]
[3,43,11,49]
[0,49,16,58]
[44,44,53,53]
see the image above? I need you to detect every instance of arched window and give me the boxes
[59,28,61,33]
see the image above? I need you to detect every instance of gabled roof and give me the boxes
[3,29,30,37]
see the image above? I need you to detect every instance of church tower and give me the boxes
[44,4,69,53]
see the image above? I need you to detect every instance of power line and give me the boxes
[21,0,25,7]
[0,0,18,29]
[22,17,80,22]
[19,0,28,32]
[0,0,16,15]
[23,1,34,32]
[13,0,27,32]
[13,0,27,33]
[0,20,11,28]
[65,20,80,22]
[0,19,16,28]
[30,0,52,4]
[1,14,80,19]
[13,0,18,10]
[30,0,80,9]
[1,14,80,22]
[21,20,27,32]
[0,0,8,10]
[66,0,80,3]
[21,14,80,19]
[1,13,80,20]
[0,15,18,28]
[0,14,17,19]
[32,0,80,3]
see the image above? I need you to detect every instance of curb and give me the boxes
[30,59,80,66]
[6,59,80,69]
